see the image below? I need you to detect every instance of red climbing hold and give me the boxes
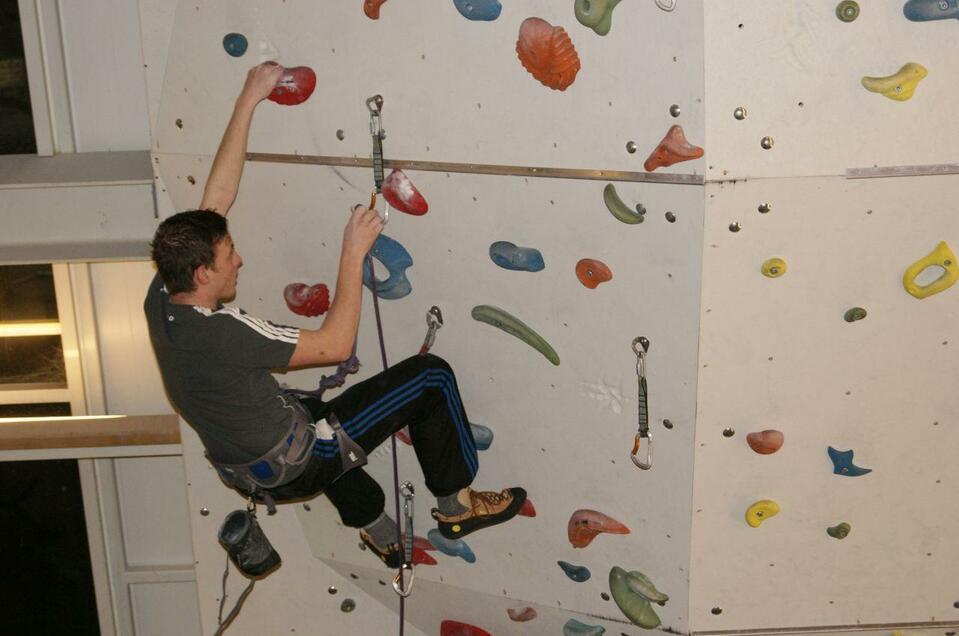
[644,125,704,172]
[567,509,630,548]
[412,548,437,566]
[364,0,387,19]
[284,282,330,317]
[268,66,317,106]
[440,620,492,636]
[518,498,537,517]
[395,427,413,446]
[507,606,538,622]
[382,169,429,216]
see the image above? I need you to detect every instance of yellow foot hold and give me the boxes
[861,62,927,101]
[903,241,957,299]
[745,499,780,527]
[761,258,787,278]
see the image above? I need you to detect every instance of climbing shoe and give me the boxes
[218,509,281,578]
[359,529,403,569]
[431,487,527,540]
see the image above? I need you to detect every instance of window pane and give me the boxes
[0,402,70,417]
[0,335,65,385]
[0,0,37,155]
[0,265,58,321]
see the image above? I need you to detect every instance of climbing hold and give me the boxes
[395,427,412,445]
[844,307,868,322]
[222,33,248,57]
[836,1,860,22]
[364,0,387,19]
[470,422,494,450]
[471,305,560,366]
[363,234,413,300]
[902,241,957,299]
[576,259,613,289]
[609,567,662,629]
[507,606,538,622]
[603,183,645,224]
[761,258,787,278]
[904,0,959,21]
[558,561,592,582]
[382,169,429,216]
[489,241,545,272]
[644,125,704,172]
[827,447,872,477]
[440,620,492,636]
[427,529,476,563]
[745,499,780,527]
[516,17,581,91]
[568,509,630,548]
[861,62,927,101]
[518,498,537,517]
[827,522,851,539]
[564,618,607,635]
[746,430,784,455]
[283,282,330,317]
[453,0,502,21]
[410,534,437,552]
[655,0,677,10]
[624,570,669,605]
[413,548,438,566]
[574,0,622,36]
[268,66,317,106]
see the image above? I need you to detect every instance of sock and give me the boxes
[437,490,469,516]
[362,512,398,548]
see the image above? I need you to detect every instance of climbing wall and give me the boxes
[690,1,959,633]
[154,1,705,634]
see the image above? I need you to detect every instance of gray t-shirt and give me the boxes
[144,273,300,463]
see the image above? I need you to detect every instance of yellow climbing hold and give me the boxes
[861,62,927,101]
[745,499,780,527]
[903,241,957,299]
[451,524,461,534]
[761,258,787,278]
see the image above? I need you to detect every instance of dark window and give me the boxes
[0,265,59,322]
[0,265,65,385]
[0,0,37,155]
[0,402,71,418]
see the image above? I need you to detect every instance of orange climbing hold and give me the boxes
[507,606,538,622]
[441,620,492,636]
[643,125,704,171]
[364,0,387,19]
[746,430,784,455]
[568,509,630,548]
[575,259,613,289]
[516,17,581,91]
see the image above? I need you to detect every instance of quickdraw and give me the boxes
[630,336,653,470]
[419,306,444,355]
[392,481,416,597]
[366,94,390,224]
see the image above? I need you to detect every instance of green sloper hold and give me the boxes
[609,567,662,629]
[575,0,622,36]
[603,183,645,225]
[471,305,560,366]
[827,522,851,539]
[625,570,669,605]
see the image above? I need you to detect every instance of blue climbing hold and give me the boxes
[363,234,413,300]
[904,0,959,21]
[827,446,872,477]
[470,422,493,451]
[558,560,591,582]
[563,618,606,636]
[222,33,248,57]
[427,529,476,563]
[453,0,502,21]
[489,241,545,272]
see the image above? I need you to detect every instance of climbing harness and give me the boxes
[419,306,444,355]
[392,481,416,597]
[630,336,653,470]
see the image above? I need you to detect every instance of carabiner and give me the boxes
[420,306,444,355]
[630,432,653,470]
[368,192,390,226]
[392,563,415,597]
[392,481,415,597]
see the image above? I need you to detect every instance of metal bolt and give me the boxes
[733,106,747,120]
[303,503,311,511]
[187,175,196,185]
[761,136,774,150]
[601,592,610,601]
[340,599,356,612]
[626,141,637,154]
[336,129,345,140]
[327,586,337,594]
[663,419,674,429]
[665,211,676,223]
[712,607,723,615]
[669,104,681,117]
[729,222,742,232]
[723,428,735,437]
[200,507,209,516]
[758,202,771,214]
[175,118,183,129]
[836,1,860,22]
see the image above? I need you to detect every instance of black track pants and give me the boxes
[267,354,478,527]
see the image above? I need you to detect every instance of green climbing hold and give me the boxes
[844,307,867,322]
[471,305,560,366]
[603,183,645,225]
[836,1,859,22]
[624,570,669,605]
[827,522,851,539]
[609,566,663,629]
[575,0,622,36]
